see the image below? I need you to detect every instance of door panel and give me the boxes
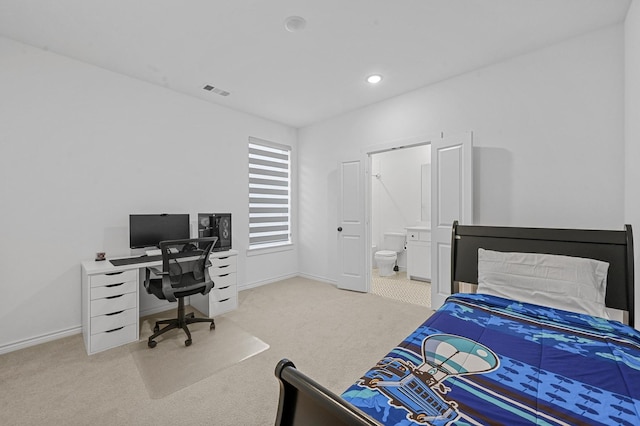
[337,159,367,292]
[431,133,473,309]
[437,147,462,225]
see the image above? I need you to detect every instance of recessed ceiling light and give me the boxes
[367,74,383,84]
[284,16,307,32]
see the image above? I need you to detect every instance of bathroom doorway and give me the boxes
[369,142,431,308]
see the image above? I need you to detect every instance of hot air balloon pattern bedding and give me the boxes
[341,293,640,426]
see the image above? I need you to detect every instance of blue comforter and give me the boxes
[341,293,640,425]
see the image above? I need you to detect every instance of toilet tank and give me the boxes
[383,232,406,252]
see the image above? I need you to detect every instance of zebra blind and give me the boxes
[249,137,291,249]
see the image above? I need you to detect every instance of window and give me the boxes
[248,137,291,250]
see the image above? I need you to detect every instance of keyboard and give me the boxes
[109,250,204,267]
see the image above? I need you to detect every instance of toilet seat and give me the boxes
[375,250,396,258]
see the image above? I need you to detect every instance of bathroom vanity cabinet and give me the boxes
[405,226,431,281]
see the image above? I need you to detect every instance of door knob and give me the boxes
[337,227,343,232]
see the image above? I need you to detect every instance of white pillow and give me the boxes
[476,248,610,319]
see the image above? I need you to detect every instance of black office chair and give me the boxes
[144,237,218,348]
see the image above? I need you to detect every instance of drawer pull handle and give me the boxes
[219,273,229,277]
[106,310,124,316]
[105,327,124,333]
[219,256,229,260]
[219,285,230,290]
[106,282,124,288]
[105,271,124,276]
[106,294,123,300]
[219,265,229,269]
[219,298,230,302]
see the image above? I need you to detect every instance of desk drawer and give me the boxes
[210,263,236,276]
[90,324,137,354]
[91,308,137,334]
[211,283,236,302]
[91,292,137,317]
[211,272,235,289]
[210,256,236,270]
[210,296,237,316]
[91,280,136,300]
[90,270,137,288]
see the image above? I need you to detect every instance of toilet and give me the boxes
[374,232,406,277]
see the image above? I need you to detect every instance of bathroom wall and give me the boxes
[371,145,431,269]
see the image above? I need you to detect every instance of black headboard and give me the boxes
[450,221,635,327]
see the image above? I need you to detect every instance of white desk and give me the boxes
[81,249,238,355]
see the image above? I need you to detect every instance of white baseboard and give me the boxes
[0,326,81,355]
[296,272,337,286]
[1,273,337,355]
[139,304,179,318]
[238,272,299,291]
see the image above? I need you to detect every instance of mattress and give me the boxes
[341,293,640,425]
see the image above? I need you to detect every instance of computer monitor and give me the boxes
[129,214,190,249]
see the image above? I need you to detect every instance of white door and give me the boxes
[431,133,473,309]
[337,159,367,292]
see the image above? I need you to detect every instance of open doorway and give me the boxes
[369,143,431,308]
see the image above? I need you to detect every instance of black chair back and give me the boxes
[155,237,218,302]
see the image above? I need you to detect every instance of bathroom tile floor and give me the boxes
[371,269,432,309]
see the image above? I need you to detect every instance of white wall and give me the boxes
[371,145,430,269]
[0,37,298,350]
[298,25,625,284]
[625,0,640,327]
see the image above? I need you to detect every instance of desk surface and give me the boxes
[82,249,238,275]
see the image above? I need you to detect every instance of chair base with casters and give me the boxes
[147,296,215,348]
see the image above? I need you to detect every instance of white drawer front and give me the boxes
[209,262,237,276]
[211,284,236,302]
[91,292,137,317]
[90,324,137,354]
[209,255,236,269]
[90,270,137,287]
[91,280,137,300]
[210,296,237,316]
[211,272,236,288]
[91,308,137,334]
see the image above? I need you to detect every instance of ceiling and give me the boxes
[0,0,632,128]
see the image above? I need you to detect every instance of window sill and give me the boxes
[246,243,294,257]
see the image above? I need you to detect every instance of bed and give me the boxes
[275,222,638,425]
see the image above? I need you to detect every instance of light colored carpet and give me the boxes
[132,315,268,399]
[371,269,431,308]
[0,276,433,426]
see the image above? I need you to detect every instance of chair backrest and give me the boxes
[157,237,218,302]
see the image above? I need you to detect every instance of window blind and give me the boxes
[249,138,291,249]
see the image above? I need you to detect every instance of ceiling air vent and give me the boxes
[202,84,231,96]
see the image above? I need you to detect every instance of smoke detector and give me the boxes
[284,16,306,32]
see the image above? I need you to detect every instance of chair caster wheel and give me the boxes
[185,339,192,347]
[210,322,216,330]
[148,340,157,348]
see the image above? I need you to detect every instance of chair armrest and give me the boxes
[147,266,165,276]
[144,267,166,294]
